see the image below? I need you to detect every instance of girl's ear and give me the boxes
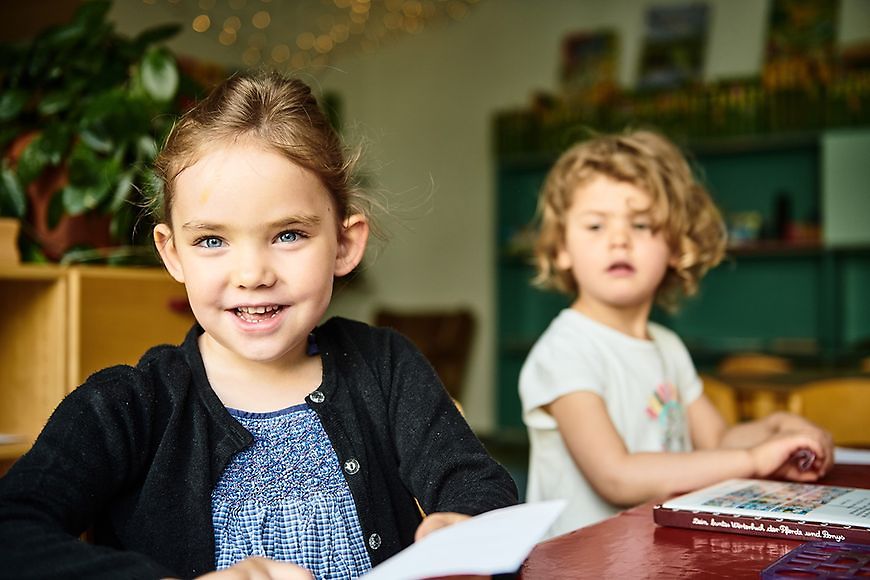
[555,245,573,271]
[154,224,185,284]
[335,214,369,277]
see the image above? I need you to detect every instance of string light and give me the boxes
[148,0,482,70]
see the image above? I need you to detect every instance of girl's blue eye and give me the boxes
[196,237,224,248]
[633,223,650,230]
[277,230,300,243]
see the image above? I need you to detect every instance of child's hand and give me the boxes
[771,412,835,464]
[414,511,471,541]
[195,556,313,579]
[749,433,828,482]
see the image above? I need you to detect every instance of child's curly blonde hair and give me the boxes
[533,130,727,311]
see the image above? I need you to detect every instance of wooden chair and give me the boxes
[374,308,475,403]
[786,378,870,448]
[716,354,793,419]
[700,374,740,425]
[717,353,792,375]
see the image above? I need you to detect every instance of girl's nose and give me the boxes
[232,248,277,289]
[608,225,631,247]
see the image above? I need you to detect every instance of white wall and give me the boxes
[111,0,870,432]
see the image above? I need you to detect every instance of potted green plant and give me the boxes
[0,0,189,264]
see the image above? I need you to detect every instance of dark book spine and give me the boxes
[653,506,870,545]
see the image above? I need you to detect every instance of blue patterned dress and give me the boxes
[211,404,372,579]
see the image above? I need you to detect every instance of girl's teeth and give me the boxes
[238,305,276,314]
[234,305,281,322]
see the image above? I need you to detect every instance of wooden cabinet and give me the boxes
[0,265,194,460]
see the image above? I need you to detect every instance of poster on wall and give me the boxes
[764,0,840,87]
[560,30,619,100]
[636,2,710,91]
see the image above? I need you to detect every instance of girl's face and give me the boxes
[556,174,673,317]
[154,141,367,367]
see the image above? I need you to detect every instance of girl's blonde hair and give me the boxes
[533,129,727,310]
[151,70,369,230]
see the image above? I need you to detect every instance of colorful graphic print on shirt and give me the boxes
[646,382,690,452]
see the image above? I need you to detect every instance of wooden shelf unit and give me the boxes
[0,265,194,460]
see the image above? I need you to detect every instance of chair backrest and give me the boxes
[786,378,870,447]
[374,308,475,402]
[700,374,740,425]
[717,353,792,375]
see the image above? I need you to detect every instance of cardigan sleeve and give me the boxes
[382,330,519,516]
[0,366,176,580]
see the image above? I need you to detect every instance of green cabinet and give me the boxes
[495,130,870,430]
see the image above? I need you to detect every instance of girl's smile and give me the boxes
[232,304,286,326]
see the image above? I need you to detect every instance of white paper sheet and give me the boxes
[835,446,870,465]
[362,500,565,580]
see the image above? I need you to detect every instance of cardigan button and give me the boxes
[368,533,381,550]
[343,458,360,475]
[309,390,325,404]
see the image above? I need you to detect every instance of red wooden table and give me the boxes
[518,465,870,579]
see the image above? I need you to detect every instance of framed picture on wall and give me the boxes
[560,29,619,98]
[637,2,710,91]
[764,0,840,87]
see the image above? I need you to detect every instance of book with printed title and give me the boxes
[653,479,870,545]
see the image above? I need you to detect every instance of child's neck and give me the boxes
[198,335,321,413]
[572,299,652,340]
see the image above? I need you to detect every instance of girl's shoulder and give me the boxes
[647,321,689,352]
[317,316,413,354]
[70,337,195,410]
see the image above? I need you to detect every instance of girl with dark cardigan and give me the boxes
[0,71,517,580]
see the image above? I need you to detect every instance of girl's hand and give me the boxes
[195,556,313,579]
[414,512,471,541]
[749,433,828,482]
[770,412,835,468]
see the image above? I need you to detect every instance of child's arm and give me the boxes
[689,402,835,474]
[548,391,828,506]
[0,376,179,579]
[383,331,518,523]
[716,411,833,450]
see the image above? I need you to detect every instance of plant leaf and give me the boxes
[140,48,178,103]
[72,0,112,32]
[109,170,135,213]
[0,162,27,218]
[16,135,51,185]
[137,135,159,162]
[62,183,110,215]
[80,129,114,154]
[133,24,182,49]
[37,91,73,116]
[46,188,65,230]
[39,125,72,166]
[0,90,27,122]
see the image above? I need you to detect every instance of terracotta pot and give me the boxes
[7,132,113,261]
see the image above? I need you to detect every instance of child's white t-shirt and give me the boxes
[519,308,703,537]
